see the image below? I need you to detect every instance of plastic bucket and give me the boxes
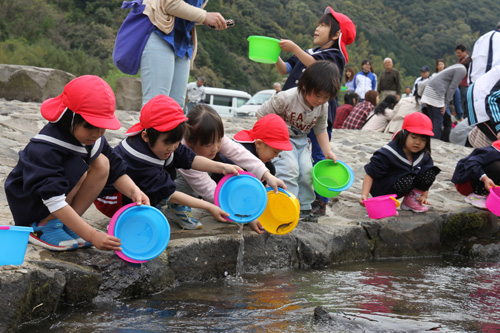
[108,204,170,263]
[0,225,33,265]
[247,36,281,64]
[363,194,400,219]
[486,186,500,217]
[259,188,300,235]
[312,160,354,198]
[215,171,268,223]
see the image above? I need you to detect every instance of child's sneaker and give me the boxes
[299,209,318,223]
[311,199,327,217]
[464,193,487,209]
[163,204,203,230]
[29,219,79,251]
[63,225,93,248]
[401,189,428,213]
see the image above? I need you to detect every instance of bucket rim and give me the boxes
[313,160,354,192]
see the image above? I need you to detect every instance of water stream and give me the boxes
[23,256,500,332]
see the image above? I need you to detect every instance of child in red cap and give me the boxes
[233,114,293,175]
[5,75,150,251]
[257,61,340,222]
[451,140,500,209]
[275,6,356,220]
[360,112,441,213]
[96,95,242,230]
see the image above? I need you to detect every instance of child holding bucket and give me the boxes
[359,112,441,213]
[172,104,286,233]
[275,6,356,219]
[257,60,340,221]
[95,95,243,230]
[4,76,150,251]
[451,140,500,209]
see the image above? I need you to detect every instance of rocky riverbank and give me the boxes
[0,98,499,332]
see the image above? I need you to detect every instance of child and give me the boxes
[4,75,150,251]
[95,95,243,230]
[276,7,356,215]
[171,104,286,233]
[451,140,500,209]
[233,114,293,175]
[256,60,340,222]
[359,112,441,213]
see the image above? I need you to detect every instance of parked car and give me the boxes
[201,87,251,117]
[234,89,276,117]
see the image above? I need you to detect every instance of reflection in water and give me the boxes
[24,257,500,332]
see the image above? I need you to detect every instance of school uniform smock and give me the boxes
[364,140,436,197]
[232,141,276,176]
[451,145,500,185]
[5,123,125,227]
[111,135,196,207]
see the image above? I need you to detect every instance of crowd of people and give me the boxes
[3,4,500,253]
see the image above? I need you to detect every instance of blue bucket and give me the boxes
[0,225,33,265]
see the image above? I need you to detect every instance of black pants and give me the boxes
[389,167,441,198]
[471,160,500,195]
[441,113,451,142]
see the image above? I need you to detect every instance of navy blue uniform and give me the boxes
[5,123,126,226]
[364,140,437,197]
[104,135,196,207]
[451,145,500,184]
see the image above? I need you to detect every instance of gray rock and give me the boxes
[115,77,142,111]
[0,65,75,102]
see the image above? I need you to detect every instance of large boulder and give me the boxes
[115,77,142,111]
[0,65,75,102]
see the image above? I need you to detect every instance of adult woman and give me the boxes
[140,0,229,107]
[362,94,398,132]
[344,66,356,92]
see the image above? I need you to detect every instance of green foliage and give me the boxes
[1,0,500,94]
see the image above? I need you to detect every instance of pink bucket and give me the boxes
[363,194,400,219]
[486,186,500,217]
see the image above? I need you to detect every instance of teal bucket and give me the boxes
[0,226,33,265]
[312,160,354,198]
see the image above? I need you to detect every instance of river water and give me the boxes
[24,256,500,332]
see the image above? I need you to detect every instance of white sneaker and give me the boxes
[162,204,202,230]
[464,193,487,209]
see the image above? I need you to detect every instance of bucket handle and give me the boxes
[390,197,400,208]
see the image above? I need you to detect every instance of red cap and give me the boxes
[41,75,120,130]
[233,114,292,151]
[325,6,356,64]
[493,140,500,152]
[126,95,188,136]
[402,112,434,136]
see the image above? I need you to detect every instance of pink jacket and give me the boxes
[178,136,269,203]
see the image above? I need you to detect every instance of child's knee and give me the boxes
[89,154,110,178]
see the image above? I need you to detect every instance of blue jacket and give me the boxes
[364,140,437,197]
[5,123,126,226]
[107,135,196,207]
[451,145,500,184]
[353,71,377,99]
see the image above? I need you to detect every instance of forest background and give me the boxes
[1,0,499,95]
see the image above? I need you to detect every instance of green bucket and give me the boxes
[312,160,354,198]
[247,36,281,64]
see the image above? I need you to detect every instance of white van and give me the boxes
[202,87,251,117]
[234,89,276,117]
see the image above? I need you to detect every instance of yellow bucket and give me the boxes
[259,188,300,235]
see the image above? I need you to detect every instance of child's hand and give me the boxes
[221,163,242,176]
[131,188,150,206]
[89,230,122,251]
[279,39,300,53]
[262,172,286,193]
[359,195,368,207]
[482,177,495,192]
[248,220,265,234]
[416,195,429,205]
[207,204,230,222]
[324,151,337,163]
